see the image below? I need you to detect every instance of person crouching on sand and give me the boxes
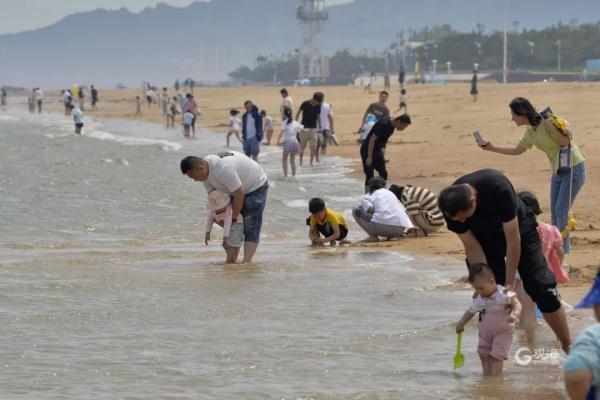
[307,197,350,247]
[455,263,522,376]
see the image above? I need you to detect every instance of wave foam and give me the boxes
[86,130,182,151]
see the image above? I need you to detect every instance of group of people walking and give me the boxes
[224,88,338,176]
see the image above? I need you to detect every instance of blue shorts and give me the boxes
[243,136,260,157]
[241,182,268,243]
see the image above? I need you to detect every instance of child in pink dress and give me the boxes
[456,263,522,376]
[205,191,243,264]
[519,191,568,283]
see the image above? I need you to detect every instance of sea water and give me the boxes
[0,107,582,399]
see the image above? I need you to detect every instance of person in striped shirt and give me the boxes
[389,184,445,234]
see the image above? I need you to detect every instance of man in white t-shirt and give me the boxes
[180,151,269,263]
[352,177,423,241]
[318,99,335,159]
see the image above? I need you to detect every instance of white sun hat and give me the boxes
[208,191,230,211]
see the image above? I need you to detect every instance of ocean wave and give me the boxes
[284,199,308,208]
[0,114,19,121]
[85,130,182,151]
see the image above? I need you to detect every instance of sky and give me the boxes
[0,0,353,35]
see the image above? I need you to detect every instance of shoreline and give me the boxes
[38,82,598,304]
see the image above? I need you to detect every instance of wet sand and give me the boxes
[47,82,599,304]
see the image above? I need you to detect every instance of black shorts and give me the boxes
[470,218,560,313]
[75,123,84,129]
[314,221,348,241]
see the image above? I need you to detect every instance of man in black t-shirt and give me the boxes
[360,114,411,193]
[296,92,323,167]
[438,169,571,353]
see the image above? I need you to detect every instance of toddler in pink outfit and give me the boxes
[456,263,522,376]
[205,190,243,264]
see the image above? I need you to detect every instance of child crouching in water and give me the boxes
[456,263,522,376]
[308,198,351,247]
[277,107,302,177]
[205,190,243,263]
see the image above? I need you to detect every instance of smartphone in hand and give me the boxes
[540,106,553,119]
[473,130,486,147]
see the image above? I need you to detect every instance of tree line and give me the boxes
[228,22,600,83]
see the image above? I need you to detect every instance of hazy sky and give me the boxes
[0,0,353,34]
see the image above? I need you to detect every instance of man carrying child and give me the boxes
[181,151,268,264]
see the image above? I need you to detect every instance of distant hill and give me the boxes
[1,0,599,88]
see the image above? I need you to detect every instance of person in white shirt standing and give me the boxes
[63,90,72,115]
[261,110,274,145]
[68,104,84,134]
[180,151,269,264]
[279,88,293,122]
[317,96,336,160]
[35,88,44,113]
[353,177,425,241]
[277,107,302,177]
[226,109,242,147]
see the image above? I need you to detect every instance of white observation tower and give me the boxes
[297,0,329,81]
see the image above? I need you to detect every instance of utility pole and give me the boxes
[556,40,562,71]
[503,0,508,84]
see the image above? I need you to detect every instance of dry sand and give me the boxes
[48,82,599,303]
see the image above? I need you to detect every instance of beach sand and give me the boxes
[49,82,599,303]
